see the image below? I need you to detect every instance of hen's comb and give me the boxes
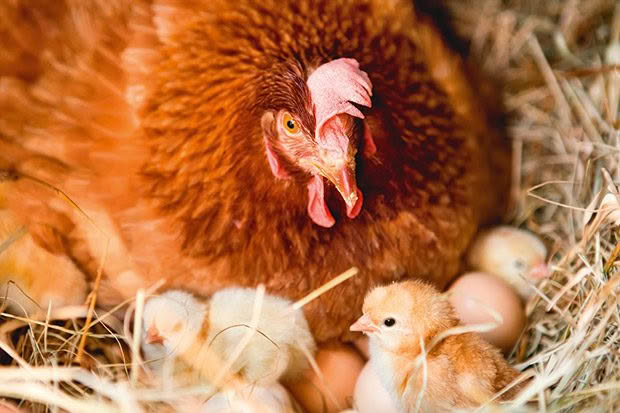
[307,58,373,149]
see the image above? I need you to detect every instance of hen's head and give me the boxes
[351,281,459,353]
[142,1,385,239]
[259,58,374,227]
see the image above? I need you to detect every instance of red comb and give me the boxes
[307,58,373,150]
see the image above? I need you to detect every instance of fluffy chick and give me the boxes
[0,207,87,316]
[207,287,316,384]
[141,289,207,374]
[350,280,523,413]
[141,288,315,385]
[467,226,550,299]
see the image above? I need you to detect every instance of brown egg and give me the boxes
[286,344,365,413]
[447,271,526,353]
[353,362,398,413]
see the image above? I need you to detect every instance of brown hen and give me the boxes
[0,0,510,342]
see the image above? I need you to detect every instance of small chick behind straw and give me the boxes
[0,208,87,316]
[141,288,315,385]
[141,290,207,375]
[207,287,316,384]
[350,281,523,413]
[467,226,550,300]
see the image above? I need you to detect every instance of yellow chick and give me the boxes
[141,290,208,374]
[142,288,316,385]
[350,281,523,413]
[467,226,550,300]
[0,208,87,316]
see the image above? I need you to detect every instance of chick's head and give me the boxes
[467,226,550,298]
[351,280,458,352]
[142,290,207,355]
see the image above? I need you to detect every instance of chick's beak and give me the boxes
[350,314,378,334]
[146,324,164,345]
[528,262,551,280]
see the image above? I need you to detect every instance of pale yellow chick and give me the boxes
[467,226,550,299]
[207,287,316,384]
[142,288,316,385]
[350,281,523,413]
[0,208,87,316]
[141,289,208,374]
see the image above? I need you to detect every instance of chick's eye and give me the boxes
[282,113,300,135]
[514,260,525,270]
[383,318,396,327]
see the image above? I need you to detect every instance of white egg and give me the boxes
[200,383,295,413]
[353,362,398,413]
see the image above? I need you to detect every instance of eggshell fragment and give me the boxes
[353,362,398,413]
[286,344,365,413]
[448,272,526,353]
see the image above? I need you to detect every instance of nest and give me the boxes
[1,0,619,412]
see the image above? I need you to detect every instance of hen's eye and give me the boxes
[383,318,396,327]
[282,113,300,135]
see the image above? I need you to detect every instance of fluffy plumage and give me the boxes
[141,288,315,384]
[0,0,510,342]
[0,189,87,315]
[351,280,523,412]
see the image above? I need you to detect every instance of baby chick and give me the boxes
[141,288,316,385]
[467,226,550,300]
[0,208,87,316]
[141,290,208,374]
[350,281,523,413]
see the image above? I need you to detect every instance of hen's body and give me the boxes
[0,0,510,342]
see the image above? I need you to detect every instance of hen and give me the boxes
[0,0,510,342]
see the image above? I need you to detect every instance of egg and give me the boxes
[199,383,295,413]
[447,272,526,352]
[286,344,365,413]
[353,362,398,413]
[467,226,550,300]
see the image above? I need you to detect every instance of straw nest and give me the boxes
[1,0,619,412]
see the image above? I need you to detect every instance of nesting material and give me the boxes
[1,0,619,412]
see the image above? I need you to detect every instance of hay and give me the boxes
[443,0,620,410]
[1,0,619,412]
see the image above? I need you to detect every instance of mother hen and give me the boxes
[0,0,510,342]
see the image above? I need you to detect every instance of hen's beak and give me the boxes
[528,262,551,280]
[350,314,378,334]
[146,324,164,344]
[324,166,358,206]
[316,162,363,218]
